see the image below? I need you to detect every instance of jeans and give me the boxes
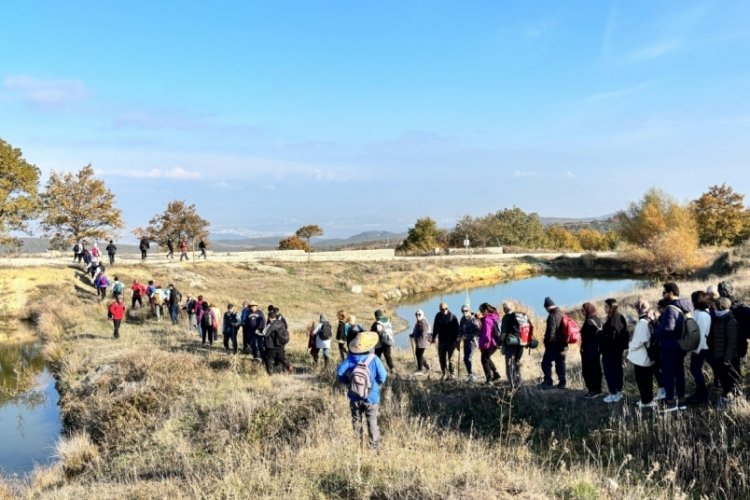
[504,345,523,388]
[480,347,499,381]
[264,347,290,374]
[541,347,567,387]
[108,254,115,265]
[415,347,430,371]
[312,347,331,368]
[463,340,476,375]
[375,345,394,370]
[660,341,686,402]
[581,354,602,393]
[437,342,456,375]
[602,350,624,394]
[690,349,709,397]
[634,364,654,404]
[180,252,188,261]
[169,305,179,324]
[350,401,380,449]
[252,334,266,359]
[224,330,238,354]
[112,319,121,339]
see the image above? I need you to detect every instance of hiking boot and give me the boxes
[660,400,679,413]
[584,391,603,400]
[466,374,475,383]
[655,388,667,401]
[677,399,688,411]
[637,400,658,410]
[603,394,615,403]
[491,372,501,382]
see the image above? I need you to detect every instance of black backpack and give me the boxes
[273,321,290,347]
[73,243,80,253]
[319,321,333,341]
[201,311,213,330]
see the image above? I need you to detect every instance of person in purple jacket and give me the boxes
[477,302,501,384]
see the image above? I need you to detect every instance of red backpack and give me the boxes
[561,314,580,344]
[516,312,534,346]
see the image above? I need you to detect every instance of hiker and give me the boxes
[72,241,81,262]
[210,303,221,342]
[718,280,749,378]
[410,309,432,373]
[151,284,165,321]
[105,240,117,265]
[477,303,501,384]
[372,310,395,373]
[243,301,266,359]
[108,295,125,339]
[95,272,110,301]
[199,302,215,346]
[184,294,197,333]
[539,297,567,389]
[310,314,333,368]
[580,302,603,399]
[628,299,657,409]
[336,329,387,450]
[601,298,628,403]
[193,295,205,336]
[711,297,741,408]
[166,236,174,259]
[179,236,189,261]
[111,276,124,298]
[82,247,92,267]
[264,308,293,374]
[500,301,525,388]
[335,310,349,361]
[167,284,182,324]
[687,291,712,404]
[91,242,101,260]
[222,304,241,354]
[130,280,145,308]
[654,282,693,412]
[433,302,460,380]
[139,237,150,259]
[459,305,480,382]
[346,315,365,345]
[198,238,207,259]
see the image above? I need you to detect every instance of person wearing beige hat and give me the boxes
[337,330,387,449]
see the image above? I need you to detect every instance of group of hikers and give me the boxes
[73,237,208,264]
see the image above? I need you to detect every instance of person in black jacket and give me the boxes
[105,240,117,265]
[433,303,460,380]
[601,298,629,403]
[264,309,293,374]
[580,302,604,399]
[335,310,348,361]
[139,237,150,260]
[539,297,567,389]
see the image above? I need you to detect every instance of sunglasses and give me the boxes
[440,308,448,311]
[461,309,469,313]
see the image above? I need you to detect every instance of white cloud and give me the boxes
[512,170,537,178]
[97,166,201,180]
[566,171,576,178]
[3,74,87,105]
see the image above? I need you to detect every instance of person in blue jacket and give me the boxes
[336,330,387,450]
[655,282,694,412]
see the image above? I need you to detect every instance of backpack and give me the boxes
[318,321,333,341]
[73,243,80,253]
[97,275,109,288]
[201,311,213,330]
[379,321,394,346]
[667,305,701,352]
[112,282,124,295]
[492,318,504,345]
[273,322,289,347]
[516,312,533,346]
[561,314,581,344]
[348,354,376,399]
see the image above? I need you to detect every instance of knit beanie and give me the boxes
[543,297,555,308]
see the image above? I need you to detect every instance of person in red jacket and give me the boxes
[108,295,126,339]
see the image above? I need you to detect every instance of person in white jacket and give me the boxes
[308,314,333,369]
[687,291,712,404]
[628,299,657,409]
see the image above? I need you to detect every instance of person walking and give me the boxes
[601,298,628,403]
[433,302,460,380]
[628,299,657,409]
[580,302,604,399]
[711,297,741,409]
[243,301,266,359]
[72,241,81,262]
[335,310,349,361]
[104,240,116,265]
[179,236,190,261]
[372,310,395,373]
[130,280,145,308]
[459,305,480,382]
[95,272,109,301]
[539,297,567,389]
[477,303,501,384]
[90,242,101,260]
[263,308,293,374]
[108,295,125,339]
[311,314,333,368]
[222,304,241,354]
[687,291,712,404]
[410,309,432,373]
[336,329,387,450]
[167,284,181,324]
[198,238,207,259]
[111,275,124,299]
[499,301,526,388]
[184,294,197,333]
[139,237,150,260]
[199,302,215,347]
[655,282,693,412]
[166,236,174,259]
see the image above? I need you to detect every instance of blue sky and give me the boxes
[2,1,750,238]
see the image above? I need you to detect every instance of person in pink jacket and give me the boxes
[478,303,501,384]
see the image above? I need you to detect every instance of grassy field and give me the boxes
[2,253,750,499]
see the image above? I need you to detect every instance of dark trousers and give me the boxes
[463,341,476,375]
[98,287,108,301]
[166,249,173,258]
[541,348,567,386]
[252,334,266,359]
[350,401,380,449]
[337,341,348,361]
[634,364,654,404]
[660,342,686,402]
[141,250,147,259]
[375,345,394,370]
[504,345,523,387]
[716,358,742,396]
[169,305,179,324]
[415,347,430,371]
[437,342,456,375]
[690,349,709,398]
[199,249,207,259]
[480,347,499,381]
[132,295,142,308]
[224,330,238,354]
[602,350,624,394]
[112,319,121,339]
[581,354,602,393]
[108,254,115,265]
[264,347,290,374]
[202,326,214,346]
[180,252,188,261]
